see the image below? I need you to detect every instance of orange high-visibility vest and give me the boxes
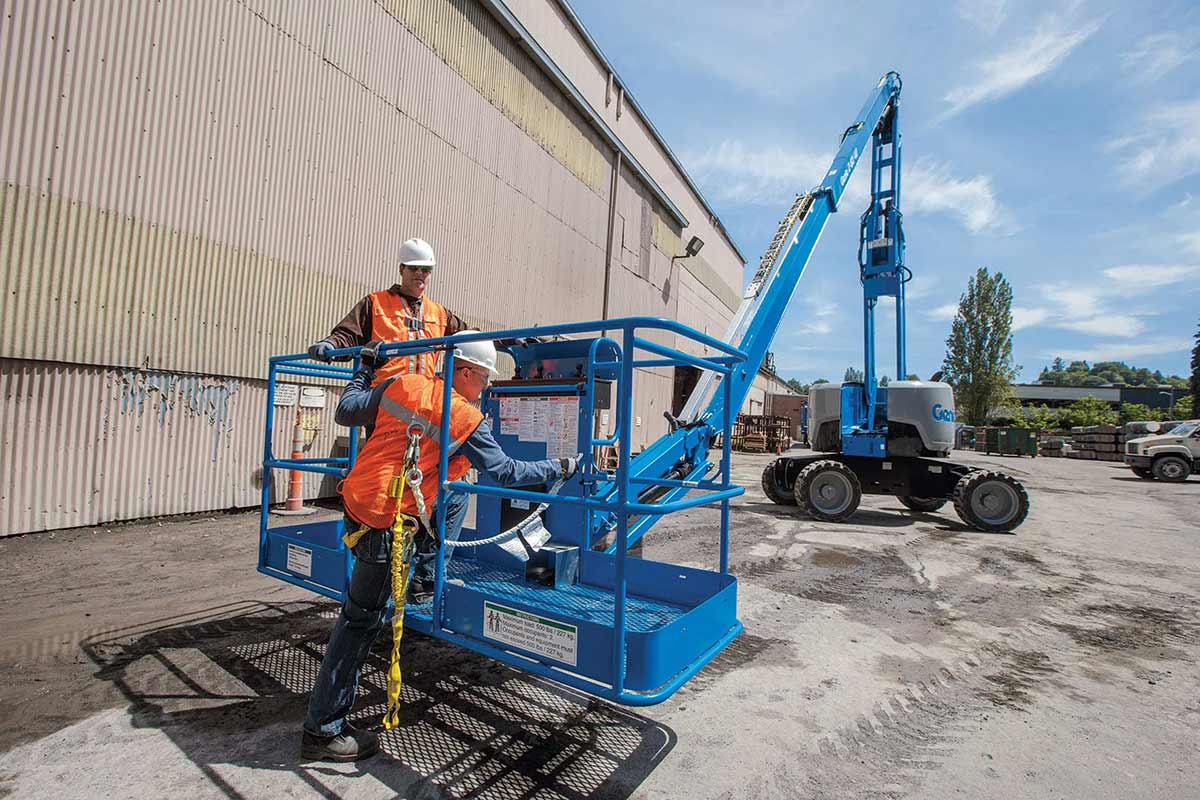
[368,290,451,383]
[339,374,483,529]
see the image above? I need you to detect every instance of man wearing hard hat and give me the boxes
[307,237,468,380]
[301,334,580,763]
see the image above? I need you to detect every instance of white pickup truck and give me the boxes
[1124,420,1200,481]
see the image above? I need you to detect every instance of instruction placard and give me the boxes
[500,396,578,457]
[274,384,299,406]
[286,543,312,577]
[299,387,327,408]
[499,397,520,435]
[482,601,577,666]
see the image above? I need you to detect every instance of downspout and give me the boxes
[602,148,622,322]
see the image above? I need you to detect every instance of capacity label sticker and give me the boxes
[482,601,577,666]
[286,544,313,577]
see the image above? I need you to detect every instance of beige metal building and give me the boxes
[0,0,769,536]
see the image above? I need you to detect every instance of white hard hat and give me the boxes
[398,237,436,267]
[452,334,498,375]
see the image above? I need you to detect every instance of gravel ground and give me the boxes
[1,450,1197,799]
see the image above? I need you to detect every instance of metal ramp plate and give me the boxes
[406,560,689,632]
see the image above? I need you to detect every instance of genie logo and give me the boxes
[932,403,956,423]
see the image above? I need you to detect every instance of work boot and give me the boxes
[406,579,435,606]
[300,722,379,762]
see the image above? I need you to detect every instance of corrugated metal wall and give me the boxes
[0,358,339,532]
[0,0,733,534]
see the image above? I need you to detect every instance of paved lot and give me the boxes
[1,450,1197,799]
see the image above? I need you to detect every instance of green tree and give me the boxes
[1024,404,1064,432]
[1119,402,1163,423]
[1036,357,1188,387]
[1173,395,1194,419]
[844,367,864,382]
[1061,396,1119,428]
[785,378,808,395]
[905,373,920,381]
[940,267,1019,425]
[1191,318,1200,413]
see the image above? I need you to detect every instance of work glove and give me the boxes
[359,339,390,370]
[559,453,583,481]
[307,340,334,363]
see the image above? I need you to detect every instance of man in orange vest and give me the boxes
[307,237,469,381]
[301,335,580,762]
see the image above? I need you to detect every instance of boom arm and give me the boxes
[614,73,903,546]
[684,71,902,426]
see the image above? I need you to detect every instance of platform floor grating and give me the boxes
[406,559,689,632]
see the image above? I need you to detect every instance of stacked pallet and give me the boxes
[1066,425,1125,461]
[1039,436,1068,457]
[973,427,989,452]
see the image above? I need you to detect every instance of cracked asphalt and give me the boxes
[1,450,1197,799]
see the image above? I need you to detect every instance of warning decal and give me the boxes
[286,544,313,577]
[482,601,578,666]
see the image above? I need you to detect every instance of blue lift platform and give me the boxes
[259,318,746,705]
[258,73,965,702]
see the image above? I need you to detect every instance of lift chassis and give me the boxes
[762,453,1029,533]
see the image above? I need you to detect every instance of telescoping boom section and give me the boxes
[628,73,904,521]
[260,320,746,705]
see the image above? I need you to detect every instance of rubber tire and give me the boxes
[761,461,797,506]
[794,460,862,523]
[898,495,948,513]
[953,470,1030,533]
[1152,455,1192,483]
[1131,467,1155,480]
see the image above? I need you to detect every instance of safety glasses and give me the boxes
[403,265,434,275]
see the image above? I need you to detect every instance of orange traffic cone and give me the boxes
[273,407,316,516]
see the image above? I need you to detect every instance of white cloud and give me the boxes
[929,303,959,321]
[942,12,1105,117]
[1012,306,1050,330]
[1018,262,1198,339]
[906,158,1013,234]
[958,0,1008,34]
[684,143,1011,233]
[681,140,830,206]
[1121,31,1198,83]
[1181,233,1200,258]
[1053,337,1193,362]
[1056,315,1147,338]
[1101,264,1200,288]
[1108,98,1200,189]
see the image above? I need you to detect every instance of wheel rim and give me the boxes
[810,471,854,514]
[970,480,1021,525]
[1160,460,1186,479]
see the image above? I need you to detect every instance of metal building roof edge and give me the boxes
[551,0,748,265]
[481,0,747,266]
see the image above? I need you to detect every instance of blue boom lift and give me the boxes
[258,72,1026,709]
[755,75,1030,532]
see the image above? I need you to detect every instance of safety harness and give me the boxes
[341,422,566,728]
[341,424,430,729]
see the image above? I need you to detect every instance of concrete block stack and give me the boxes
[1066,425,1124,461]
[1039,436,1068,457]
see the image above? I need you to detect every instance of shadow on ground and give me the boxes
[82,601,674,799]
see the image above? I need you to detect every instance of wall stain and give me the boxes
[114,370,241,461]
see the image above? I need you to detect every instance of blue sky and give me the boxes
[570,0,1200,384]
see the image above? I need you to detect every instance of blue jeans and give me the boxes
[303,493,468,737]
